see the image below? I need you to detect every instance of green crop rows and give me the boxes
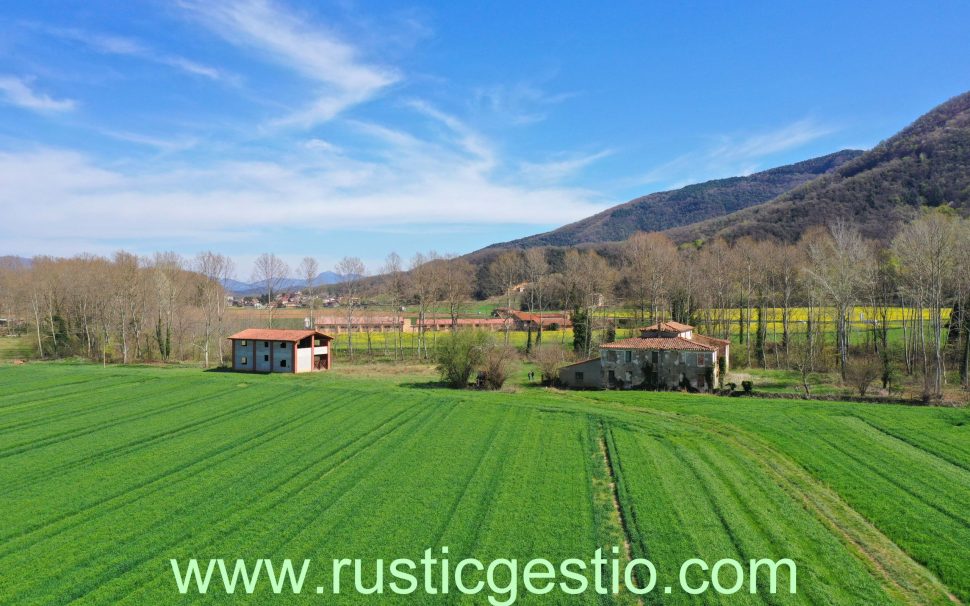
[0,364,967,604]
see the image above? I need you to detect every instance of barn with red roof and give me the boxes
[228,328,333,373]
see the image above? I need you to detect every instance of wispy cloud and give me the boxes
[519,149,614,184]
[708,119,836,161]
[473,81,577,125]
[179,0,399,127]
[632,118,837,188]
[99,130,199,153]
[0,139,608,255]
[405,99,496,170]
[0,76,76,112]
[40,26,232,83]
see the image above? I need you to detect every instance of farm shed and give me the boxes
[558,358,603,388]
[228,329,333,373]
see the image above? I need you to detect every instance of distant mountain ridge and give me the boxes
[0,256,32,268]
[666,90,970,243]
[223,271,353,296]
[484,149,862,250]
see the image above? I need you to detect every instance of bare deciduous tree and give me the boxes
[522,248,548,350]
[489,251,523,344]
[195,252,233,368]
[441,257,474,330]
[335,256,366,360]
[252,253,289,328]
[893,212,959,399]
[380,252,407,360]
[297,257,320,326]
[805,221,873,378]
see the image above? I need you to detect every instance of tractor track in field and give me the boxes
[597,424,645,606]
[427,408,512,549]
[848,414,970,474]
[8,398,430,603]
[0,374,135,408]
[0,377,157,423]
[0,389,374,552]
[0,388,341,493]
[684,414,963,606]
[0,380,195,434]
[0,384,246,458]
[456,407,532,561]
[249,399,462,572]
[563,392,961,605]
[807,426,970,529]
[684,443,788,606]
[59,398,446,604]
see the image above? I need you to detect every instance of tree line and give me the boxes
[2,210,968,399]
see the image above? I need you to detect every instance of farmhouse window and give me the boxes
[263,341,269,347]
[240,340,247,346]
[624,350,633,363]
[280,342,286,349]
[575,372,584,382]
[263,355,269,362]
[697,354,706,366]
[241,356,248,365]
[280,359,287,368]
[651,351,659,364]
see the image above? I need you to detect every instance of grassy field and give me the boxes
[0,335,32,361]
[0,363,967,604]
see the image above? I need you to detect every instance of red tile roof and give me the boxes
[690,333,731,347]
[601,336,715,351]
[640,321,694,332]
[228,329,332,342]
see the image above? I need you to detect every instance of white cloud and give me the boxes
[0,142,608,254]
[519,150,614,184]
[303,138,340,152]
[0,76,75,112]
[41,26,231,82]
[99,130,199,153]
[708,119,836,161]
[179,0,399,127]
[473,81,577,125]
[631,119,837,188]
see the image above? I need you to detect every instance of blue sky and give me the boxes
[1,1,968,278]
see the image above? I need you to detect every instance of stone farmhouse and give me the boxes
[228,329,333,373]
[559,321,730,390]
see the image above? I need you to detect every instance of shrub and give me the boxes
[846,356,881,396]
[481,345,518,390]
[532,345,567,385]
[741,380,753,393]
[435,330,490,388]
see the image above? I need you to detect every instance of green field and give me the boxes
[1,364,967,604]
[0,336,32,361]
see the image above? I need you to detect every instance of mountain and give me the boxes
[0,256,31,268]
[666,91,970,243]
[222,271,354,295]
[484,149,862,250]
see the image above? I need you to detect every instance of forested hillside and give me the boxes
[667,91,970,243]
[485,150,862,249]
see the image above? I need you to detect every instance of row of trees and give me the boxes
[3,211,969,398]
[0,252,235,367]
[477,210,968,400]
